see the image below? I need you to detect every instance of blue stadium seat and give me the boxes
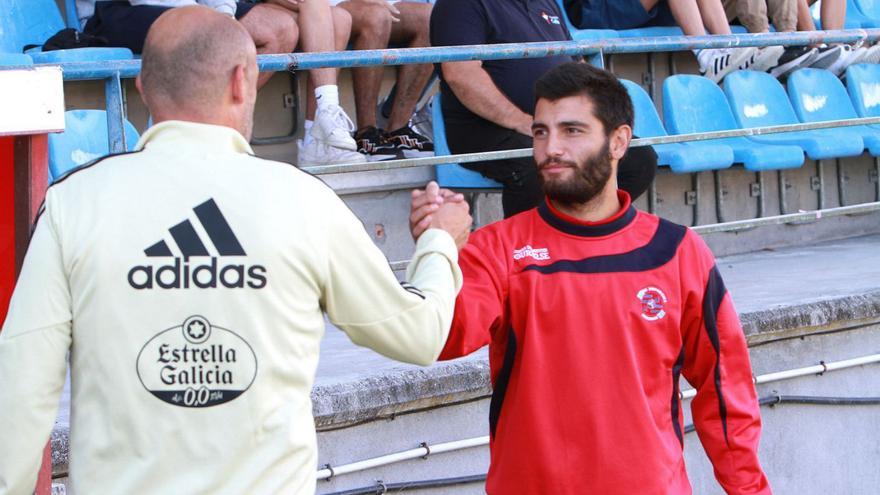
[663,74,804,170]
[616,26,683,38]
[432,94,502,189]
[553,0,619,42]
[854,0,880,22]
[0,52,33,66]
[0,0,132,63]
[621,79,734,173]
[845,63,880,121]
[48,110,140,181]
[723,70,864,159]
[617,25,747,38]
[787,68,880,155]
[812,0,879,28]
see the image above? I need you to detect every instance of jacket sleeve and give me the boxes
[438,229,506,360]
[0,197,72,495]
[321,193,462,366]
[680,232,771,494]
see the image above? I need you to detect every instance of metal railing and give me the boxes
[4,28,880,227]
[3,28,878,155]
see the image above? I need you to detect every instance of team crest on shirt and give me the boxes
[513,244,551,261]
[540,11,561,25]
[637,287,668,321]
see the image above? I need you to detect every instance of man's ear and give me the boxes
[135,75,146,106]
[230,64,247,104]
[609,124,632,161]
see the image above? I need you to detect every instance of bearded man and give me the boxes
[409,62,771,494]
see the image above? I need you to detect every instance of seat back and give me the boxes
[432,94,501,189]
[845,63,880,118]
[48,110,140,181]
[787,68,859,123]
[663,74,740,135]
[847,0,879,26]
[855,0,880,18]
[723,70,800,128]
[620,79,668,138]
[0,0,65,53]
[0,53,33,66]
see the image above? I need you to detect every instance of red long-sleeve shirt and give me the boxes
[441,191,770,494]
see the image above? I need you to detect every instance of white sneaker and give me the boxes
[860,43,880,65]
[827,44,866,76]
[699,47,759,83]
[739,46,784,73]
[312,104,358,151]
[297,138,367,166]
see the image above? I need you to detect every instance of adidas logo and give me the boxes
[127,199,267,290]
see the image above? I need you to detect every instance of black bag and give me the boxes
[24,28,109,52]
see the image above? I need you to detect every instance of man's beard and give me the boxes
[537,139,613,207]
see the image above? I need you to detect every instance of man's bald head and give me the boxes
[139,6,257,129]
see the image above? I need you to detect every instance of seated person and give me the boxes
[724,0,840,79]
[430,0,657,218]
[331,0,436,160]
[563,0,759,82]
[77,0,364,165]
[795,0,880,76]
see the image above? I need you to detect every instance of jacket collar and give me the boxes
[135,120,254,155]
[538,190,637,237]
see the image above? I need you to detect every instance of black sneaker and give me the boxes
[384,126,435,158]
[808,44,845,70]
[769,46,818,79]
[353,126,399,161]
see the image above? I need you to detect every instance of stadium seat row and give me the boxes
[626,65,880,173]
[0,0,132,64]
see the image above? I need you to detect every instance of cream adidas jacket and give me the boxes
[0,121,462,494]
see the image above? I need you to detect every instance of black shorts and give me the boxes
[84,1,258,54]
[569,0,675,30]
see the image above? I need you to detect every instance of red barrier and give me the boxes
[0,134,52,495]
[0,137,14,322]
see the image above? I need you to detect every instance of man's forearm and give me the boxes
[441,61,532,135]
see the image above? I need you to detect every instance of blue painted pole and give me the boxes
[35,29,880,81]
[104,72,126,154]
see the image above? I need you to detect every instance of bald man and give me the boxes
[0,6,470,494]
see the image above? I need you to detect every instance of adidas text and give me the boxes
[128,257,267,290]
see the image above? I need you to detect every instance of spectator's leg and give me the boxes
[305,7,351,123]
[796,0,817,29]
[337,1,393,131]
[298,2,359,155]
[385,1,433,132]
[733,0,770,32]
[446,120,541,217]
[618,144,657,201]
[664,0,710,34]
[818,0,845,29]
[696,0,736,33]
[237,3,299,88]
[768,0,798,31]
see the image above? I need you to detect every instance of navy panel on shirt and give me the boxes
[430,0,575,123]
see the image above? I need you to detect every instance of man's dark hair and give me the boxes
[534,62,634,135]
